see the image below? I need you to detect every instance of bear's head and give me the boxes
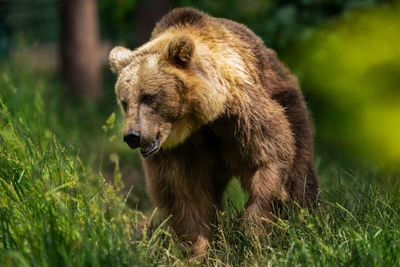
[109,34,228,157]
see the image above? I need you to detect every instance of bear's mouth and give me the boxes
[140,134,160,158]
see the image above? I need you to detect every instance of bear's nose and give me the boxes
[123,130,141,149]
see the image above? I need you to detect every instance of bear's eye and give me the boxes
[140,94,154,105]
[121,100,128,112]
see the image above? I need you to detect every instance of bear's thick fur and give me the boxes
[109,7,319,256]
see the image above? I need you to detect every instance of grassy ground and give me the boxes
[1,63,400,266]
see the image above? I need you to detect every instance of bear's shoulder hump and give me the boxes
[152,8,207,37]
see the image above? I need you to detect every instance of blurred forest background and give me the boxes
[1,0,399,211]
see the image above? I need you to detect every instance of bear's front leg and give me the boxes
[144,158,215,258]
[168,196,214,258]
[240,164,289,228]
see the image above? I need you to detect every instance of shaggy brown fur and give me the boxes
[109,7,319,257]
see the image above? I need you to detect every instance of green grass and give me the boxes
[1,63,400,266]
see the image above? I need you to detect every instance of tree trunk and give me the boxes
[59,0,102,99]
[136,0,170,46]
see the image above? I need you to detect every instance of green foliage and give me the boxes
[223,178,249,211]
[288,3,400,169]
[99,0,138,45]
[2,0,58,47]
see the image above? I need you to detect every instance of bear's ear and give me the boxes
[167,35,194,67]
[109,46,134,74]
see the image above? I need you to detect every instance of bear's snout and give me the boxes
[124,130,161,157]
[123,130,141,150]
[140,132,160,158]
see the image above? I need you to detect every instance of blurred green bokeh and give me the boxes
[288,4,400,169]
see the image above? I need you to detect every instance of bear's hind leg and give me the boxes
[240,165,288,228]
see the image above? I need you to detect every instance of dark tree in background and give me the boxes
[59,0,102,99]
[136,0,170,46]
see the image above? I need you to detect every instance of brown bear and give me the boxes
[109,7,319,257]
